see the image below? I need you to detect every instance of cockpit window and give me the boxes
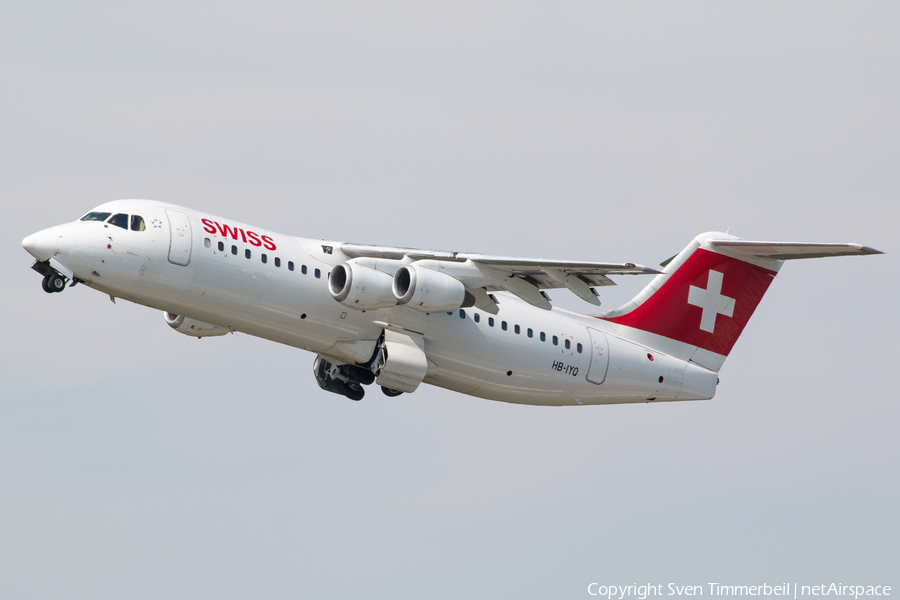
[108,213,128,229]
[81,212,111,222]
[130,215,146,231]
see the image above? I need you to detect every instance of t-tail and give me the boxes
[599,232,882,372]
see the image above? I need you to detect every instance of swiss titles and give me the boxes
[201,219,276,251]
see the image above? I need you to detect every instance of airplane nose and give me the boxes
[22,229,57,261]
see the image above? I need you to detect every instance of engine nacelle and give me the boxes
[164,312,230,338]
[393,264,472,313]
[329,262,397,311]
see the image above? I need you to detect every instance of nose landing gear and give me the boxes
[42,272,67,293]
[31,260,72,294]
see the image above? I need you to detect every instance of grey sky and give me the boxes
[1,2,897,598]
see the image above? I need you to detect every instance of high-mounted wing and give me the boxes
[340,243,660,311]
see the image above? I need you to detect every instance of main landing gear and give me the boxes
[313,356,372,401]
[312,356,406,401]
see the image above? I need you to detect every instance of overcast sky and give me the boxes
[1,2,898,599]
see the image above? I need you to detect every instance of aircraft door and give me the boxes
[586,327,610,385]
[166,209,193,266]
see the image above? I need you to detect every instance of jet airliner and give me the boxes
[22,199,882,405]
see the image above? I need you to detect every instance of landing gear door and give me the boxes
[166,209,193,266]
[586,327,610,385]
[375,329,428,394]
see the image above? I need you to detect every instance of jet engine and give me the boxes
[329,262,397,311]
[392,264,474,313]
[164,312,230,338]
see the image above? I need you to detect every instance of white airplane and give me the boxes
[22,199,882,405]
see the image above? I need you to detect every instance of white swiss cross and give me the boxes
[687,270,736,333]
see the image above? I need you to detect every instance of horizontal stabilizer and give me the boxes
[709,240,883,260]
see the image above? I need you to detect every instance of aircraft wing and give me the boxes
[340,243,660,310]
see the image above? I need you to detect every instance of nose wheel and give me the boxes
[42,272,67,293]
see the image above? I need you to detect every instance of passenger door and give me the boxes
[166,209,193,266]
[585,327,610,384]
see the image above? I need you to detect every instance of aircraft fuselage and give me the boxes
[23,199,718,406]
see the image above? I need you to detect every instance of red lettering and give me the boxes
[216,222,239,240]
[204,219,272,249]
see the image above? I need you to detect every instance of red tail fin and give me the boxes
[600,233,781,371]
[600,232,881,371]
[599,231,883,372]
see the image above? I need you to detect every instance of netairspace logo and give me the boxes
[587,584,892,599]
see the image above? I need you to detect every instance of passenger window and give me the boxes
[262,254,268,264]
[314,268,320,278]
[81,212,111,222]
[218,241,224,252]
[231,245,238,255]
[446,312,452,316]
[130,215,146,231]
[108,213,128,229]
[527,328,533,338]
[288,261,294,271]
[577,343,583,353]
[459,309,466,319]
[488,317,495,327]
[553,336,559,346]
[501,321,508,331]
[565,339,571,350]
[302,265,308,275]
[474,313,480,323]
[275,257,281,267]
[514,324,520,334]
[204,238,211,248]
[540,332,546,342]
